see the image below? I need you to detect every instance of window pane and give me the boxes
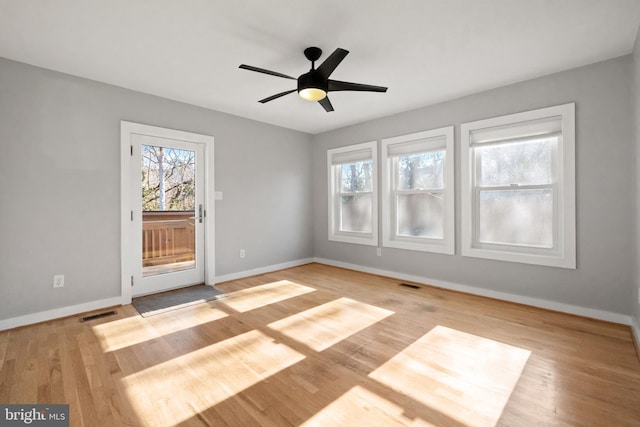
[476,138,554,186]
[340,194,372,233]
[397,193,443,239]
[479,189,553,247]
[396,151,445,190]
[340,161,372,192]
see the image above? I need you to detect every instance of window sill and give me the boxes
[383,238,454,255]
[461,246,575,269]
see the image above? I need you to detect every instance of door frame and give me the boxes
[120,121,215,305]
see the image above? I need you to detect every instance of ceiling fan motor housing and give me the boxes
[298,70,328,94]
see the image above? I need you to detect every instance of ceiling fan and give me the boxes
[239,47,388,112]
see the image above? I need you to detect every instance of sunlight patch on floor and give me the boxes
[120,329,305,426]
[220,280,316,313]
[267,297,394,352]
[143,304,228,336]
[369,325,531,427]
[92,306,228,352]
[302,385,434,427]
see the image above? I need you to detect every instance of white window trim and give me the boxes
[327,141,378,246]
[460,103,576,268]
[381,127,455,254]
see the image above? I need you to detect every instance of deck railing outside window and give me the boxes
[142,211,195,267]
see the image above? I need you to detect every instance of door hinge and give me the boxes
[131,276,134,287]
[131,210,134,221]
[130,145,133,156]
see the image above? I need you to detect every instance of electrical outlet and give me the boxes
[53,275,64,288]
[376,248,382,256]
[240,249,245,258]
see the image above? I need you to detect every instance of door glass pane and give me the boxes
[478,189,553,247]
[396,192,444,239]
[141,144,197,277]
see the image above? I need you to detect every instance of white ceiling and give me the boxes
[1,1,639,134]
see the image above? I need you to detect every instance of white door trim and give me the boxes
[120,121,215,305]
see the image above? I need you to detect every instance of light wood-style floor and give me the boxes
[1,263,639,426]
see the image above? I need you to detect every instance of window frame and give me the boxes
[327,141,378,246]
[381,126,455,254]
[460,103,576,268]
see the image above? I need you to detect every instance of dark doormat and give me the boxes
[132,284,226,317]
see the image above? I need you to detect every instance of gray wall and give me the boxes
[0,57,313,321]
[312,56,635,315]
[1,52,638,323]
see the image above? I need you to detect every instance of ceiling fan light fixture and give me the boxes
[298,70,328,102]
[299,87,327,101]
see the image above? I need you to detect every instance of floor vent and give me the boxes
[399,283,420,289]
[80,310,117,322]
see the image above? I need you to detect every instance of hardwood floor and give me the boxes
[1,263,639,426]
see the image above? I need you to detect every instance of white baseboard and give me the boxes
[214,258,314,284]
[313,257,632,325]
[0,258,313,332]
[0,296,124,332]
[3,258,632,333]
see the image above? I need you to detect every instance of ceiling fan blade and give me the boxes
[239,64,296,80]
[316,48,349,78]
[259,89,297,103]
[318,96,334,112]
[328,79,388,93]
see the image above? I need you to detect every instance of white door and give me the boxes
[121,122,214,300]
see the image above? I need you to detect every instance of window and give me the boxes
[327,142,378,245]
[461,103,575,268]
[381,127,454,254]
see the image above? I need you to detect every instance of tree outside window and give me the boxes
[142,145,196,212]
